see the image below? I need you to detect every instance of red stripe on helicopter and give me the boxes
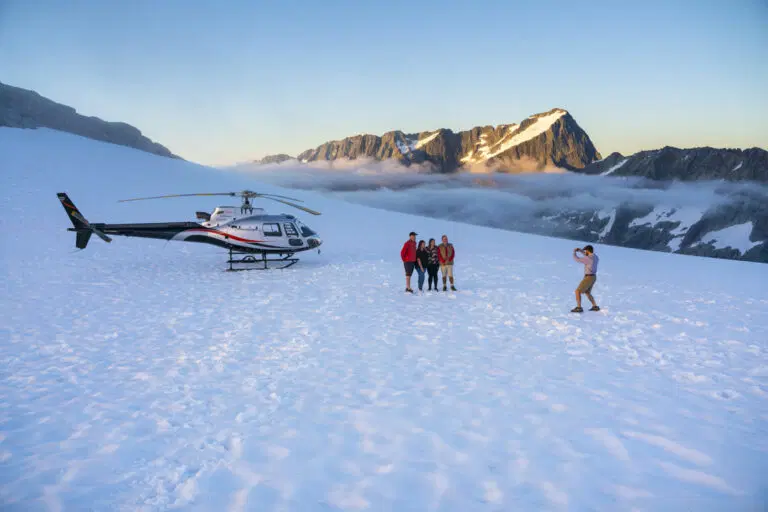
[184,228,264,243]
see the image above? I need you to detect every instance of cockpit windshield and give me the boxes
[296,220,317,237]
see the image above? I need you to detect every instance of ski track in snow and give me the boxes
[2,128,768,511]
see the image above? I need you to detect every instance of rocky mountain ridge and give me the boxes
[577,146,768,182]
[540,201,767,263]
[1,81,179,159]
[253,153,294,165]
[258,108,602,173]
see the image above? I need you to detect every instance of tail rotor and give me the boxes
[57,193,112,249]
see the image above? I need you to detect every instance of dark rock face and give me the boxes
[542,198,768,263]
[1,81,180,159]
[474,110,602,171]
[255,154,294,165]
[577,146,768,182]
[295,108,601,173]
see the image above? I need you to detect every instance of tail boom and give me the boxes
[57,193,112,248]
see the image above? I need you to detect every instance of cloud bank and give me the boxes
[228,159,768,241]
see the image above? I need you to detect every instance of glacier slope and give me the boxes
[1,128,768,511]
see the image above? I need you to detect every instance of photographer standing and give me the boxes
[572,245,600,313]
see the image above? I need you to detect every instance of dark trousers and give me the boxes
[427,264,439,289]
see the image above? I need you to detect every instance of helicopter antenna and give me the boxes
[118,190,321,215]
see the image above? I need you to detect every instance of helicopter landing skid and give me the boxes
[226,249,298,271]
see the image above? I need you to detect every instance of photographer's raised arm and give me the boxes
[573,249,589,264]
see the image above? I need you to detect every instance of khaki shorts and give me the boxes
[440,264,454,278]
[577,275,596,293]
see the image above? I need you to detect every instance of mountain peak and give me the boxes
[533,107,569,117]
[292,108,600,173]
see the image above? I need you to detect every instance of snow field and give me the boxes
[3,249,767,511]
[1,128,767,511]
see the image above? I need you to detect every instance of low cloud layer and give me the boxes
[230,159,768,238]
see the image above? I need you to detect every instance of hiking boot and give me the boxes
[589,306,600,311]
[570,306,584,313]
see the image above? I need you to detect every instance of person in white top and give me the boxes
[572,245,600,313]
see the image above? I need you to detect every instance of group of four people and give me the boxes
[400,232,457,293]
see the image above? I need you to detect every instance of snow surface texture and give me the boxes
[2,128,768,511]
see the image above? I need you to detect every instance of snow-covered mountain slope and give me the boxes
[2,127,768,511]
[395,130,441,155]
[460,109,567,166]
[1,81,180,160]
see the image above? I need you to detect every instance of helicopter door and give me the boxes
[284,223,304,247]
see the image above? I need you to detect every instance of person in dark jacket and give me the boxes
[400,231,418,293]
[415,240,429,292]
[426,238,440,291]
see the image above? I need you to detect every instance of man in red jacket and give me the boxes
[400,231,418,293]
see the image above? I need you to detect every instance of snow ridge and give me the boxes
[397,131,441,155]
[601,158,628,176]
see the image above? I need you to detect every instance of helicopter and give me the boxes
[57,190,323,270]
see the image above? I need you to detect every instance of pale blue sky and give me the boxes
[1,0,767,165]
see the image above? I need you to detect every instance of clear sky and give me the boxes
[1,0,767,165]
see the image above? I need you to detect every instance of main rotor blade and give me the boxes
[116,191,318,214]
[257,193,304,203]
[118,193,235,202]
[266,196,322,216]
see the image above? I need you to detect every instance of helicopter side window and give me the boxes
[283,223,298,237]
[263,223,282,237]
